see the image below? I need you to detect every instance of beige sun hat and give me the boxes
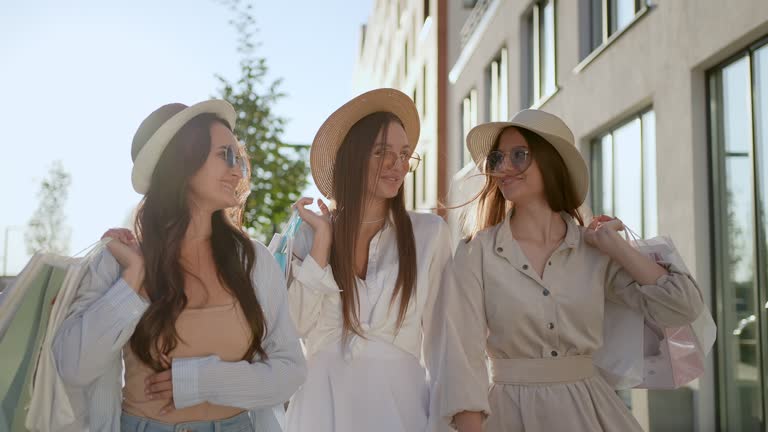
[466,109,589,205]
[131,100,237,194]
[310,88,420,199]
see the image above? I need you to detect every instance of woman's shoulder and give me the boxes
[407,210,447,234]
[247,239,288,316]
[464,222,499,246]
[85,244,121,285]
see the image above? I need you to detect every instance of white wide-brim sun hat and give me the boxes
[466,109,589,205]
[131,100,237,194]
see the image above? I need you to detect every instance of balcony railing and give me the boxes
[460,0,494,47]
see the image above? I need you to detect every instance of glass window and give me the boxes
[612,118,643,233]
[709,38,768,430]
[528,0,557,106]
[591,110,655,237]
[487,48,509,121]
[461,89,479,167]
[588,0,649,53]
[423,65,428,118]
[610,0,636,35]
[755,45,768,286]
[541,0,556,97]
[641,111,657,237]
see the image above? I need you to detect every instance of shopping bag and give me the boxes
[596,228,716,390]
[0,240,107,431]
[0,254,48,339]
[594,300,645,389]
[268,210,303,279]
[0,257,65,431]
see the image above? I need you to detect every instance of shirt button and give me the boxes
[522,264,529,270]
[497,247,503,252]
[547,323,555,330]
[548,261,552,266]
[543,289,550,296]
[551,350,558,357]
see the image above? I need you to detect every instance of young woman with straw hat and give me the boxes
[52,100,306,432]
[285,88,454,432]
[439,109,704,432]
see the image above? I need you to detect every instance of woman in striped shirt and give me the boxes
[53,100,306,432]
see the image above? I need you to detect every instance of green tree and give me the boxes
[25,161,71,255]
[216,0,309,241]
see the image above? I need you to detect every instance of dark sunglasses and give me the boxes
[224,146,249,178]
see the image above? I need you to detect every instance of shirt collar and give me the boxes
[493,209,581,254]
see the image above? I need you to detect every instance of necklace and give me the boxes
[362,217,385,224]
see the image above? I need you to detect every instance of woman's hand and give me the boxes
[101,228,145,296]
[293,197,331,235]
[585,215,667,285]
[454,411,484,432]
[293,197,333,267]
[583,215,625,255]
[145,355,175,415]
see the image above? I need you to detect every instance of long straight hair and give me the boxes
[466,126,585,239]
[130,113,268,372]
[330,112,417,342]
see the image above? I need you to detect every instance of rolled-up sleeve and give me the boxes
[173,242,307,409]
[287,224,341,337]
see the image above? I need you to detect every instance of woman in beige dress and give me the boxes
[441,109,705,432]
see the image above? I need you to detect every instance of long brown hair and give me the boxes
[465,126,584,239]
[131,113,268,371]
[330,112,417,342]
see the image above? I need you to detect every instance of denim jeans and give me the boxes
[120,411,254,432]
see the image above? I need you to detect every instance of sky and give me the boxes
[0,0,373,275]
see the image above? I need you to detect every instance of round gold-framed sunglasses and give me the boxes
[372,149,422,173]
[482,147,531,175]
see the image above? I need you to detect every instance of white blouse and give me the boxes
[287,211,452,366]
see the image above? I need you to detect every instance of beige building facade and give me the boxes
[354,0,450,211]
[356,0,768,430]
[446,1,768,431]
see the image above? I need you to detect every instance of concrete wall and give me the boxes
[354,0,443,210]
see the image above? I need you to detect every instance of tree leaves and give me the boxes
[25,161,71,255]
[215,0,309,241]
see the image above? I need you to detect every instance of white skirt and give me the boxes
[285,340,429,432]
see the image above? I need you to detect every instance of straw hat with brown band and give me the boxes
[310,88,420,199]
[465,109,590,205]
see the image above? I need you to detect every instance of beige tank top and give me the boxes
[122,302,252,423]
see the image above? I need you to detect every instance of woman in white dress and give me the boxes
[284,88,454,432]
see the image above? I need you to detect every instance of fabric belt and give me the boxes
[489,355,595,384]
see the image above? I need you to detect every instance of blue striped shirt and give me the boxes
[52,241,306,431]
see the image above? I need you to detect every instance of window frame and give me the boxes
[526,0,558,107]
[590,108,656,237]
[707,35,768,432]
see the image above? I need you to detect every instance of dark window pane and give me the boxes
[590,0,603,50]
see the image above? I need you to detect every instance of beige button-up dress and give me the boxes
[439,213,704,431]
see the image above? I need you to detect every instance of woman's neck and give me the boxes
[509,199,566,244]
[359,198,389,239]
[183,206,214,250]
